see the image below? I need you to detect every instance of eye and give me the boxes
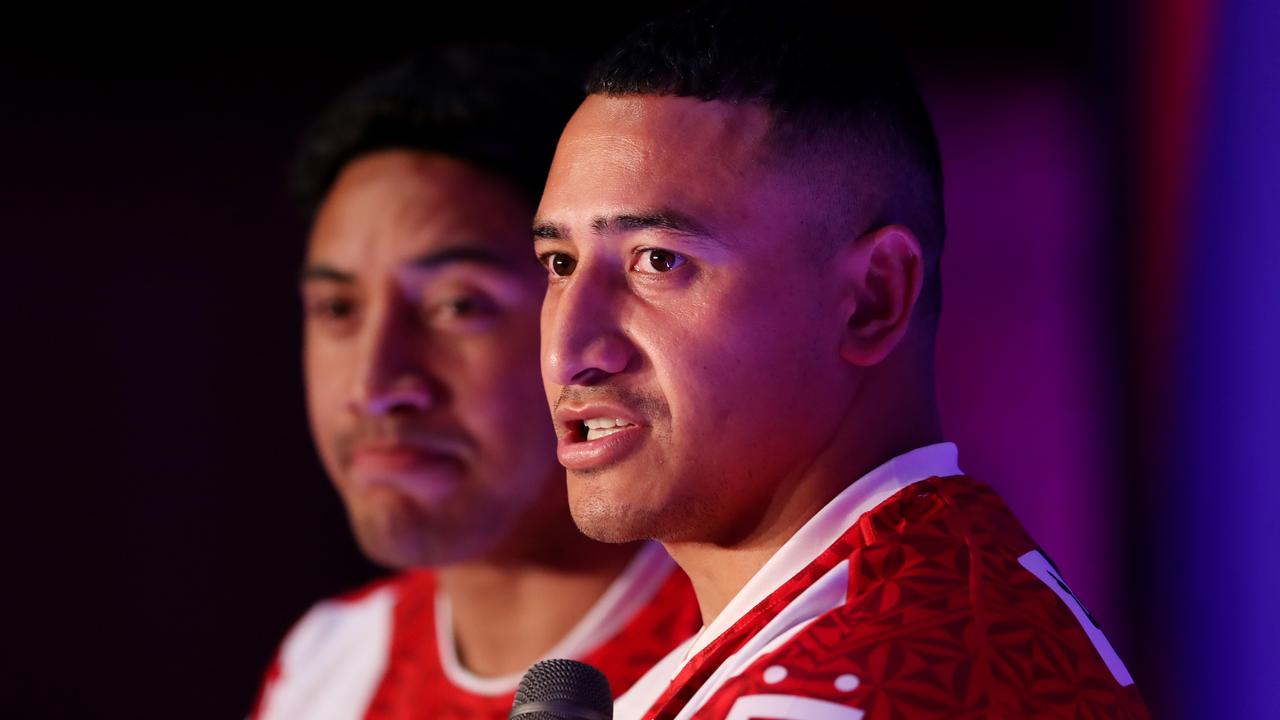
[438,294,497,319]
[422,288,503,332]
[632,248,687,274]
[303,294,360,337]
[308,297,356,321]
[539,252,578,277]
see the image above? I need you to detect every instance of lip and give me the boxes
[350,441,468,503]
[352,445,460,472]
[554,403,648,471]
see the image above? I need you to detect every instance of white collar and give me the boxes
[683,442,962,662]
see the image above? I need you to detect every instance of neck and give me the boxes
[436,499,639,678]
[667,364,942,626]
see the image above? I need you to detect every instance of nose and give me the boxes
[348,296,438,417]
[542,266,638,387]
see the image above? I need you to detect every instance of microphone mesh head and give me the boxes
[511,658,612,719]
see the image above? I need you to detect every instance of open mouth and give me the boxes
[579,417,638,442]
[555,410,647,470]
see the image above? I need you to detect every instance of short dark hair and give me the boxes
[293,46,589,217]
[587,0,945,319]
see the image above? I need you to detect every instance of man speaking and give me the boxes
[533,2,1151,717]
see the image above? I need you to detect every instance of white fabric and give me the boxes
[1018,549,1134,686]
[615,443,961,720]
[256,586,395,720]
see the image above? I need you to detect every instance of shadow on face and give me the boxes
[302,150,560,568]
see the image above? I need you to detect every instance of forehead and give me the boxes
[308,150,533,267]
[539,95,778,228]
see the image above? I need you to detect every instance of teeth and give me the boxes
[586,426,630,441]
[581,417,635,442]
[583,417,632,429]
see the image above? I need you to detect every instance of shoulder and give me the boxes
[277,574,415,665]
[251,572,432,720]
[691,478,1149,718]
[278,573,430,662]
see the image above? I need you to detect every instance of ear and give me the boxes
[836,224,925,367]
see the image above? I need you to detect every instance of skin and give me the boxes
[302,150,635,675]
[535,96,942,623]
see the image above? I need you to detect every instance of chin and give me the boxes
[348,492,496,569]
[567,488,666,544]
[570,510,649,544]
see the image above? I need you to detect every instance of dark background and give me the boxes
[5,3,1223,717]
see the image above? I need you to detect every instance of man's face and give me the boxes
[536,96,856,545]
[303,150,556,568]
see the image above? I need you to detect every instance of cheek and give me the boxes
[652,280,837,441]
[450,355,557,511]
[451,326,555,446]
[539,290,566,401]
[303,342,354,465]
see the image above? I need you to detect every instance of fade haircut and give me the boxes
[293,46,588,218]
[587,0,945,322]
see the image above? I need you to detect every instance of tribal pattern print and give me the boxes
[651,478,1150,720]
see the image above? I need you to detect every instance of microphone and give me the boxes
[509,658,613,720]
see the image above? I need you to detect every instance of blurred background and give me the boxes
[3,1,1276,717]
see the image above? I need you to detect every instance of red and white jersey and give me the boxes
[617,444,1150,720]
[252,542,701,719]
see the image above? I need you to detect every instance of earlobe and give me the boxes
[838,225,924,367]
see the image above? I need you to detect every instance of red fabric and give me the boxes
[366,569,700,719]
[644,477,1150,719]
[248,648,282,719]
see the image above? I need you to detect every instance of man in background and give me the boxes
[534,2,1151,717]
[251,47,699,719]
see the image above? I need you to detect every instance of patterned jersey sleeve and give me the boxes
[688,480,1149,720]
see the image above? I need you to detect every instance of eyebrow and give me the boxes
[404,246,513,271]
[606,211,712,237]
[532,209,716,243]
[299,246,514,284]
[299,264,353,284]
